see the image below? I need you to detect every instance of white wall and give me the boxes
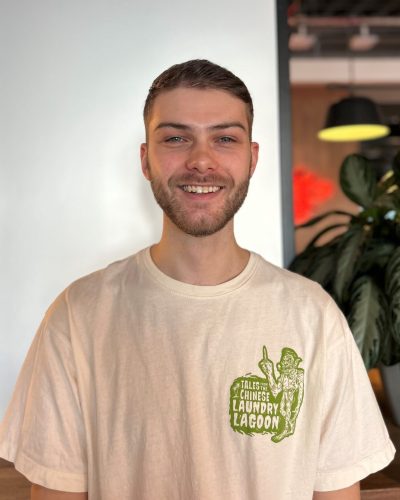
[0,0,283,417]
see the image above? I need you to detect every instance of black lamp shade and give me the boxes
[324,96,384,128]
[318,96,390,142]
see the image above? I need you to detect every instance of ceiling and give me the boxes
[288,0,400,57]
[290,0,400,16]
[288,1,400,169]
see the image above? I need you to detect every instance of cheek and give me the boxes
[215,149,249,169]
[232,153,253,178]
[148,148,186,175]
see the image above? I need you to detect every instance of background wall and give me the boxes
[0,1,283,417]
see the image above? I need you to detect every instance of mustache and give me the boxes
[169,173,232,187]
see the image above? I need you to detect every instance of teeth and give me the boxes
[182,185,221,193]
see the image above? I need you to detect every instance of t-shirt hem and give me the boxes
[314,439,396,492]
[13,450,88,493]
[0,444,15,464]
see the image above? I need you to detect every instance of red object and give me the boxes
[293,165,335,225]
[287,0,300,17]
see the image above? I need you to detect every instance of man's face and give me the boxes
[281,353,295,371]
[141,87,259,237]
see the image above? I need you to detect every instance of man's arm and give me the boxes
[313,482,360,500]
[31,484,88,499]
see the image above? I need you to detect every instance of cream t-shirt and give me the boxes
[0,249,395,499]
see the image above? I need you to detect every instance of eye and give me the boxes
[165,136,185,143]
[218,136,236,143]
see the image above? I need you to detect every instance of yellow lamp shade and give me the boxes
[318,96,390,142]
[318,124,390,142]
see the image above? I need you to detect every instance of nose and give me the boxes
[185,142,216,173]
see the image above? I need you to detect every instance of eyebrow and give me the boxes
[154,121,247,132]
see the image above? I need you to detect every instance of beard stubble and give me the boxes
[147,162,251,237]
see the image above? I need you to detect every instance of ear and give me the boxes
[250,142,259,178]
[140,143,151,181]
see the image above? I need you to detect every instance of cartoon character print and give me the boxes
[229,346,304,443]
[258,346,304,442]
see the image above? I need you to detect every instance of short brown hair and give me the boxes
[143,59,254,135]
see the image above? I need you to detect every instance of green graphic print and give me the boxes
[229,346,304,443]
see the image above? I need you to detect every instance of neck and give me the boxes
[150,218,250,286]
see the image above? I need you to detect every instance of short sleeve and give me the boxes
[0,294,87,492]
[314,300,396,492]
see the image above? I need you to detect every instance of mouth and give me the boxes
[180,185,223,194]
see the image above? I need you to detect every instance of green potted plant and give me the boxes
[289,151,400,424]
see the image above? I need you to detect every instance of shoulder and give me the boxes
[68,248,148,300]
[45,249,146,325]
[252,252,334,309]
[250,252,347,347]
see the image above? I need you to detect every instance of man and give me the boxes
[0,60,395,499]
[257,346,304,442]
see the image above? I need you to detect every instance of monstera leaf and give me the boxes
[292,243,338,288]
[347,276,388,370]
[289,245,318,276]
[340,154,378,208]
[386,247,400,344]
[359,241,396,274]
[380,325,395,366]
[333,224,367,303]
[291,149,400,368]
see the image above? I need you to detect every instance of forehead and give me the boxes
[147,87,249,131]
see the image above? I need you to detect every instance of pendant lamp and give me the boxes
[318,96,390,142]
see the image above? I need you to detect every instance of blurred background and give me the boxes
[288,0,400,252]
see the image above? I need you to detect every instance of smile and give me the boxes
[181,185,222,193]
